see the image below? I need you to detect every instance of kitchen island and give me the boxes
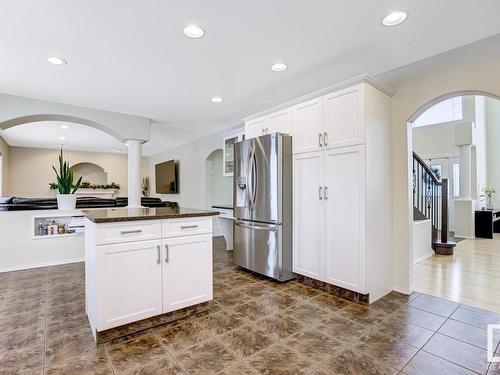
[83,207,218,342]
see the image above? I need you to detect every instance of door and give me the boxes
[267,109,291,135]
[291,97,324,154]
[245,116,267,139]
[292,151,324,280]
[234,220,282,279]
[234,134,283,223]
[323,84,365,149]
[324,145,366,293]
[96,239,162,331]
[162,234,213,313]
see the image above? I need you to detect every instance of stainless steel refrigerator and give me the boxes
[233,133,294,281]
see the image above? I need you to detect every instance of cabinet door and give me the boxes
[291,97,324,154]
[324,145,366,292]
[162,234,213,313]
[245,116,267,139]
[96,239,162,331]
[323,84,365,148]
[267,109,291,135]
[293,151,325,280]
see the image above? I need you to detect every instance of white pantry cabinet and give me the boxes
[292,151,324,280]
[244,110,292,139]
[245,116,268,139]
[291,97,324,154]
[162,234,212,312]
[85,217,214,339]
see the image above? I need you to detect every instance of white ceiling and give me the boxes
[0,121,181,155]
[1,0,500,151]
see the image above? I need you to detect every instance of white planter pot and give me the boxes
[57,194,77,210]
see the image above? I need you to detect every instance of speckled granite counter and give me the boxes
[83,206,219,223]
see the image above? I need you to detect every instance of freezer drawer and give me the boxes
[234,220,293,281]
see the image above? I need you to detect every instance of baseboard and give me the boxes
[393,286,415,295]
[0,258,84,273]
[413,252,433,265]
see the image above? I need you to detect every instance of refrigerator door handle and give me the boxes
[247,146,256,209]
[234,220,278,232]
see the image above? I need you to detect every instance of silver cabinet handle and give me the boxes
[324,186,328,200]
[120,229,142,235]
[324,132,328,147]
[318,133,323,147]
[156,245,161,264]
[319,186,323,200]
[261,128,265,135]
[165,244,169,263]
[180,224,198,229]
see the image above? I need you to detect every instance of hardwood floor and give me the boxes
[414,234,500,313]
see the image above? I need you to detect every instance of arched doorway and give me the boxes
[407,92,500,312]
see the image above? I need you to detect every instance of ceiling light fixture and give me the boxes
[48,56,68,65]
[271,63,288,72]
[59,136,66,140]
[382,11,408,26]
[211,96,223,103]
[60,125,69,130]
[183,25,205,39]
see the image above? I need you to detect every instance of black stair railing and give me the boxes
[412,152,441,247]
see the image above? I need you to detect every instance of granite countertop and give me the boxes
[83,207,219,223]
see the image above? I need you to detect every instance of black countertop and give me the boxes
[83,207,219,223]
[211,204,233,210]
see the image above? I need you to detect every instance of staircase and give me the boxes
[413,152,456,255]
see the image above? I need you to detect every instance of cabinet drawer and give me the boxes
[162,218,212,238]
[95,220,161,245]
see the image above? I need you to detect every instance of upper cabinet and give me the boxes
[323,85,364,149]
[244,83,366,151]
[291,97,324,154]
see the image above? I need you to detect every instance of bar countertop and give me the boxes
[83,207,219,223]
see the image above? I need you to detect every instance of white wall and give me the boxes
[378,33,500,294]
[412,122,458,157]
[148,126,243,208]
[0,136,9,195]
[6,147,148,197]
[486,97,500,208]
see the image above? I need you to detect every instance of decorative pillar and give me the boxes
[458,144,472,199]
[127,139,143,208]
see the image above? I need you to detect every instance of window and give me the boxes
[453,163,460,198]
[413,97,463,127]
[430,164,442,181]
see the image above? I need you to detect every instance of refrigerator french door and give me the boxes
[233,133,293,281]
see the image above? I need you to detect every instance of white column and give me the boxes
[458,144,472,199]
[127,139,143,208]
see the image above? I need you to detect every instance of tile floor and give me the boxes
[2,237,500,374]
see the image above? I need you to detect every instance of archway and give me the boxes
[406,91,500,311]
[70,162,108,186]
[0,114,123,142]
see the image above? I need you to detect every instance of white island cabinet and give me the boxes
[84,208,216,340]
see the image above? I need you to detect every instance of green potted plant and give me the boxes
[52,150,82,210]
[480,185,496,210]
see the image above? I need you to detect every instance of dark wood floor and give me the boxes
[1,237,500,374]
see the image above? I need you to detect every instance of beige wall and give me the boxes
[0,136,10,195]
[6,147,149,197]
[377,33,500,293]
[486,97,500,207]
[206,149,233,207]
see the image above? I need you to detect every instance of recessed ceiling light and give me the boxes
[183,25,205,39]
[48,56,68,65]
[382,11,408,26]
[59,136,66,140]
[60,125,69,130]
[211,96,223,103]
[271,63,288,72]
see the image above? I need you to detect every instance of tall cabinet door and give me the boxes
[324,145,366,293]
[96,239,162,331]
[245,116,267,139]
[293,151,325,280]
[291,97,324,154]
[162,234,213,313]
[323,84,365,149]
